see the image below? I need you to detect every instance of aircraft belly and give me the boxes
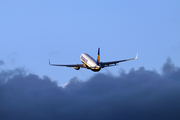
[87,60,96,67]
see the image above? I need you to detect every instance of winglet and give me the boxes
[135,52,138,59]
[49,59,51,65]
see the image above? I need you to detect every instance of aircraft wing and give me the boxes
[49,60,86,68]
[100,53,138,68]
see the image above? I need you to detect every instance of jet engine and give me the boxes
[74,67,80,70]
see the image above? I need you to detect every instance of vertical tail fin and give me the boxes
[97,48,100,65]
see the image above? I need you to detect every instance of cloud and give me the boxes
[0,58,180,120]
[0,60,4,66]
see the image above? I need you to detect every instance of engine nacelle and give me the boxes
[74,67,80,70]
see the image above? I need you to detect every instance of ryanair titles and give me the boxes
[81,55,88,63]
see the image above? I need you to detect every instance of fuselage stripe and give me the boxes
[81,60,90,67]
[81,60,100,70]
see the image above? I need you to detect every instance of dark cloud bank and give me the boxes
[0,58,180,120]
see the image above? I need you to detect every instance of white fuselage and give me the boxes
[80,53,101,71]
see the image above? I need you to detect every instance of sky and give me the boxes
[0,1,180,85]
[0,1,180,119]
[0,0,180,85]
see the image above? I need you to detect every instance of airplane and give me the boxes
[49,48,138,72]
